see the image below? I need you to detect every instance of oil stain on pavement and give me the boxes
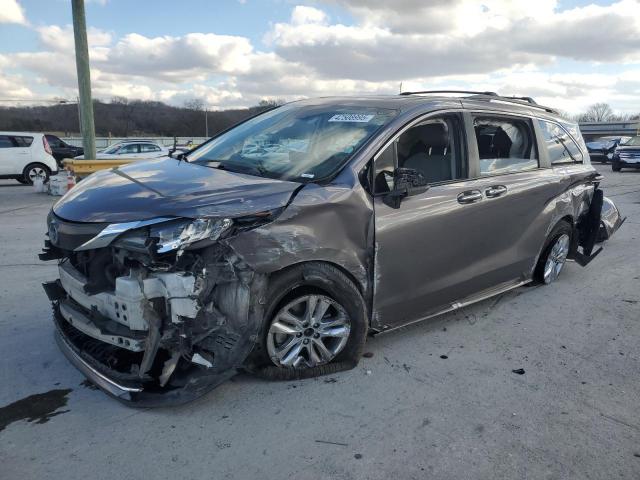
[0,389,72,432]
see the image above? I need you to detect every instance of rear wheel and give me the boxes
[22,163,51,185]
[534,221,572,284]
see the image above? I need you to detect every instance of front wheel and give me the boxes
[251,263,367,379]
[612,161,621,172]
[534,221,572,284]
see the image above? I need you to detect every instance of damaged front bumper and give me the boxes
[42,221,268,407]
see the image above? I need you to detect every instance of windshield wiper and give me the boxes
[218,160,268,178]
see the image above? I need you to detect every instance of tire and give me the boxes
[22,163,51,185]
[612,161,621,172]
[247,262,367,380]
[534,220,572,285]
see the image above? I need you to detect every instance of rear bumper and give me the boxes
[617,160,640,168]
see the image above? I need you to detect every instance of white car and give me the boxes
[74,140,169,159]
[0,132,59,184]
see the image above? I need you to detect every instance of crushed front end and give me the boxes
[40,213,269,406]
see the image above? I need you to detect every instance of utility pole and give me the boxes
[71,0,96,159]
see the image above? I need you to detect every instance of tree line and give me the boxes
[0,98,637,138]
[574,103,639,123]
[0,98,283,138]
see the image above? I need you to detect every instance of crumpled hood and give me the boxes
[53,158,301,223]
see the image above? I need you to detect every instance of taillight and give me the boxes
[43,136,52,155]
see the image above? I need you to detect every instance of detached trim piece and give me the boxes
[75,217,173,251]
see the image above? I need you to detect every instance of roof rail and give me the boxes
[399,90,558,114]
[399,90,499,97]
[480,96,558,114]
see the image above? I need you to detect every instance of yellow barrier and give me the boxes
[63,158,137,178]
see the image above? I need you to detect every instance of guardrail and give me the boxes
[63,158,137,178]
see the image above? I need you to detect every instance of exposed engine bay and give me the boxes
[41,213,270,406]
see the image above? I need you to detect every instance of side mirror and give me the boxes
[383,167,429,209]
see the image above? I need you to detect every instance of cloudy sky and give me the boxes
[1,0,639,114]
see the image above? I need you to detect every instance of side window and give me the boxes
[140,144,161,152]
[0,135,16,148]
[397,117,465,184]
[118,144,139,154]
[474,116,538,176]
[538,120,583,165]
[374,115,466,193]
[14,136,34,147]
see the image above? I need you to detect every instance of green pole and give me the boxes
[71,0,96,159]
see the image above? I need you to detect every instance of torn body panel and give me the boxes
[224,178,374,301]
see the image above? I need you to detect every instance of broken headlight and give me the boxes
[154,218,233,253]
[115,218,233,253]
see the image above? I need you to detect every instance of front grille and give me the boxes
[49,212,108,251]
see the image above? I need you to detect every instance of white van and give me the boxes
[0,132,59,184]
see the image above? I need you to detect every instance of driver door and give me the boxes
[372,113,516,330]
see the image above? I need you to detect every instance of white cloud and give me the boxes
[3,2,640,114]
[106,32,254,80]
[37,24,112,54]
[0,0,27,24]
[270,0,640,82]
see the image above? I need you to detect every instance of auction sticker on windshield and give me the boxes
[328,114,375,123]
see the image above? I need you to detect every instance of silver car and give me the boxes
[41,91,623,405]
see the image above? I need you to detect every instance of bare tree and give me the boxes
[110,96,138,137]
[578,103,615,122]
[184,98,205,111]
[256,98,285,111]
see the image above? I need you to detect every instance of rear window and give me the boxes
[538,120,583,165]
[473,116,538,176]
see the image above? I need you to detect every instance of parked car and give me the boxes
[45,134,84,166]
[74,140,169,159]
[0,132,58,184]
[40,92,623,406]
[611,136,640,171]
[586,136,630,163]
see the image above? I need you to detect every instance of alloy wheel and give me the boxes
[543,233,570,284]
[266,294,351,368]
[28,166,47,182]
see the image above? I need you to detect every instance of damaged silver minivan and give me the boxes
[41,91,624,405]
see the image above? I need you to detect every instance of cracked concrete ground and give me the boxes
[0,164,638,480]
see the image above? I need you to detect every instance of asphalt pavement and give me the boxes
[0,164,638,480]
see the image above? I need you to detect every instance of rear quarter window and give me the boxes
[14,136,34,147]
[538,120,583,165]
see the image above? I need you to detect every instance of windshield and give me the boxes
[187,103,398,181]
[102,144,122,154]
[621,136,640,146]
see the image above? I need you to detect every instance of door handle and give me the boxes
[485,185,508,198]
[457,190,483,204]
